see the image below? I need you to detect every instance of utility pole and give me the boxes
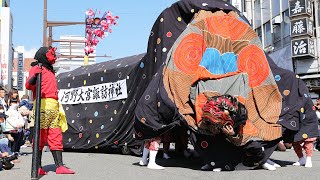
[42,0,103,65]
[43,0,85,47]
[43,0,47,46]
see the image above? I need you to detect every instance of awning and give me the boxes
[300,74,320,79]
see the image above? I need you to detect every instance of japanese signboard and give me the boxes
[17,53,24,91]
[290,17,313,37]
[1,53,8,83]
[291,38,315,58]
[58,79,128,104]
[289,0,312,17]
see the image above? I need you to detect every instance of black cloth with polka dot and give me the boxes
[134,0,245,140]
[58,54,145,152]
[266,56,319,142]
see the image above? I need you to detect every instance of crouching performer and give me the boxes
[26,47,75,175]
[193,95,279,172]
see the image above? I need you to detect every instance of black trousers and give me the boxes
[9,131,24,153]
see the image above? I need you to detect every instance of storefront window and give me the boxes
[264,22,272,47]
[282,10,290,38]
[273,24,281,41]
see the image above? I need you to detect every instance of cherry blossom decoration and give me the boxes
[85,9,119,55]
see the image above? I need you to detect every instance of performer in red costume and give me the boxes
[26,47,75,175]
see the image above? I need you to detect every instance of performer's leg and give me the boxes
[147,138,164,170]
[162,142,171,159]
[47,127,75,174]
[139,141,150,166]
[254,139,280,171]
[162,132,171,159]
[304,140,315,168]
[179,134,192,158]
[292,141,306,166]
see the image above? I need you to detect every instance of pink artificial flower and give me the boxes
[94,29,105,38]
[89,47,94,54]
[86,28,93,34]
[84,46,89,54]
[86,34,93,40]
[86,9,95,16]
[91,38,99,46]
[84,46,94,54]
[100,20,108,27]
[86,18,94,25]
[84,9,119,55]
[106,11,112,17]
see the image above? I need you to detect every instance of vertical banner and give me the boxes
[17,53,24,91]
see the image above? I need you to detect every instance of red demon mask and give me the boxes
[46,47,57,64]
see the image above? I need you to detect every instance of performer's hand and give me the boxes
[1,152,9,157]
[222,125,235,136]
[34,66,42,75]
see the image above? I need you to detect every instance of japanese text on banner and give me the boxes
[59,79,127,104]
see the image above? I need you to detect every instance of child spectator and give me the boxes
[19,95,33,111]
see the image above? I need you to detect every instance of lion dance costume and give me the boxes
[26,47,75,175]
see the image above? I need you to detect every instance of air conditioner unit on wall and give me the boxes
[264,46,274,53]
[272,16,281,25]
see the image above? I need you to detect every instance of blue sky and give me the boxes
[11,0,176,62]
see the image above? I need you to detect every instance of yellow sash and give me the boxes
[33,98,68,132]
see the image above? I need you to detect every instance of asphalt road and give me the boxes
[1,147,320,180]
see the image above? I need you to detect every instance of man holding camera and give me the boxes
[0,112,17,171]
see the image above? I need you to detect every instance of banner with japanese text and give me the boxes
[17,53,24,91]
[58,79,127,104]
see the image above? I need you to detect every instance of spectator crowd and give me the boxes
[0,87,33,171]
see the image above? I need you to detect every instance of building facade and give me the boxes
[0,0,13,90]
[55,35,96,75]
[229,0,320,98]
